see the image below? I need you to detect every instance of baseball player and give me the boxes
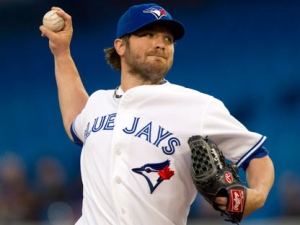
[39,3,274,225]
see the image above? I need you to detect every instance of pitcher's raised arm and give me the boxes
[40,7,89,140]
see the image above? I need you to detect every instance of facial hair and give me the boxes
[124,45,173,83]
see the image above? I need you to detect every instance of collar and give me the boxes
[114,79,167,99]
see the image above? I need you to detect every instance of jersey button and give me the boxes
[116,177,121,184]
[116,150,121,155]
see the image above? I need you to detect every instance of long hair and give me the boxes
[103,35,130,71]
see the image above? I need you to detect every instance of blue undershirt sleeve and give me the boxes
[240,146,269,171]
[70,123,83,147]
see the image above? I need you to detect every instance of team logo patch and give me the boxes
[143,7,167,20]
[132,160,174,194]
[228,190,245,213]
[224,171,233,184]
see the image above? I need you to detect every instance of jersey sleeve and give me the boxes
[201,97,267,167]
[239,145,269,171]
[69,89,116,147]
[70,101,90,147]
[71,116,84,147]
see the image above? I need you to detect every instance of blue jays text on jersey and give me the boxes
[84,113,181,155]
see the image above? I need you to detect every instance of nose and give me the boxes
[154,35,166,50]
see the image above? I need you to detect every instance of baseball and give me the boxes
[43,10,64,32]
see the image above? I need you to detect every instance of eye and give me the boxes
[145,168,152,173]
[135,31,153,37]
[132,31,153,38]
[143,32,154,38]
[165,35,174,44]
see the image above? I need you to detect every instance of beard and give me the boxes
[124,47,173,83]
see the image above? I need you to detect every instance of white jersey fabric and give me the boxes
[72,82,266,225]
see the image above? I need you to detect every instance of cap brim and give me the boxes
[150,20,185,40]
[128,20,185,41]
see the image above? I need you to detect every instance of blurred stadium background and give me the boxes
[1,0,300,224]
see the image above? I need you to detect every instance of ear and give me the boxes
[114,39,126,56]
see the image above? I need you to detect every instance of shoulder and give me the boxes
[82,89,116,110]
[89,89,114,98]
[87,89,114,102]
[162,82,211,97]
[164,82,225,105]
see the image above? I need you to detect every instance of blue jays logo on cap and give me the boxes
[116,3,185,40]
[143,7,167,19]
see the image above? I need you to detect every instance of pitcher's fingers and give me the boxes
[216,203,227,211]
[52,8,71,23]
[51,6,63,11]
[54,10,72,31]
[215,196,227,205]
[39,25,59,39]
[39,25,50,37]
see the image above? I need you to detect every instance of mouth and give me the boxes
[148,54,167,60]
[147,51,167,59]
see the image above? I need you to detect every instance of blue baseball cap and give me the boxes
[117,3,185,40]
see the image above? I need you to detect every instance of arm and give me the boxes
[243,155,275,217]
[39,7,89,140]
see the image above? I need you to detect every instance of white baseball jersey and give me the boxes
[71,81,266,225]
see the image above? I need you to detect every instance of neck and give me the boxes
[114,78,166,99]
[120,74,165,92]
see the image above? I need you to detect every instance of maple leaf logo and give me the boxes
[158,166,174,180]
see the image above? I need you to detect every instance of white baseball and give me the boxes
[43,10,64,32]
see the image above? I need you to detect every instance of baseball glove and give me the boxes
[188,135,247,224]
